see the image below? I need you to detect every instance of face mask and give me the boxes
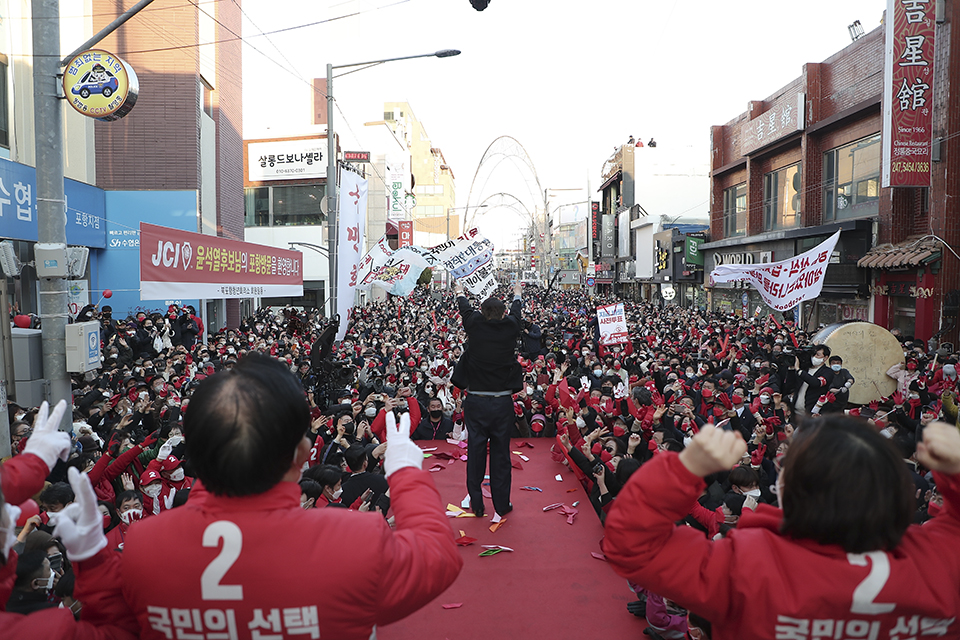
[102,513,112,529]
[35,570,55,591]
[760,395,771,405]
[744,488,761,498]
[420,365,428,371]
[880,427,895,439]
[686,372,695,379]
[575,416,586,430]
[429,409,443,419]
[330,488,342,500]
[701,388,713,399]
[364,406,377,417]
[811,357,824,367]
[169,468,185,482]
[144,484,162,498]
[831,364,841,372]
[908,393,920,400]
[907,364,917,371]
[593,370,602,377]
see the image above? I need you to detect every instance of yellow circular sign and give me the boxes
[62,49,139,121]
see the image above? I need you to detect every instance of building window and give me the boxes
[414,185,444,196]
[722,183,746,237]
[244,185,326,227]
[763,162,801,231]
[244,187,269,227]
[823,133,881,221]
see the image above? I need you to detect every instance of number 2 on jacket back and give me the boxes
[847,551,895,614]
[201,521,244,601]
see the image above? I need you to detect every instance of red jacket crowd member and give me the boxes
[603,418,960,640]
[76,353,462,640]
[0,401,137,639]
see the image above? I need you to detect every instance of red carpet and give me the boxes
[379,439,646,639]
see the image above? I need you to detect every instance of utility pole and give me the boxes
[33,0,70,429]
[326,62,338,322]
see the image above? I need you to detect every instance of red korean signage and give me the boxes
[882,0,935,187]
[591,202,600,241]
[139,223,303,300]
[398,221,413,247]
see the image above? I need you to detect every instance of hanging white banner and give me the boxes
[335,169,367,341]
[709,230,841,312]
[597,303,629,345]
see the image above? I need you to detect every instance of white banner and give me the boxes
[385,152,410,221]
[356,228,497,299]
[709,230,840,312]
[336,169,367,341]
[597,303,628,346]
[141,281,302,300]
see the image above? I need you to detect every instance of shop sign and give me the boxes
[713,251,757,267]
[741,93,805,155]
[385,153,410,221]
[601,214,615,258]
[398,221,413,247]
[685,236,704,266]
[840,304,869,321]
[343,151,370,162]
[247,139,326,182]
[63,49,139,121]
[591,202,600,241]
[882,0,936,187]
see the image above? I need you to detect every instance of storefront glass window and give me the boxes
[892,297,916,338]
[244,187,269,227]
[244,185,326,227]
[763,163,801,231]
[823,133,881,221]
[723,183,746,237]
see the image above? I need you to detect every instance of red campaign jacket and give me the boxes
[370,397,422,442]
[602,452,960,640]
[0,452,49,505]
[107,468,461,640]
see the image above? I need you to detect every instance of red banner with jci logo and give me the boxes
[139,223,303,300]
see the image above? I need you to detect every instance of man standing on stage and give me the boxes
[455,282,523,519]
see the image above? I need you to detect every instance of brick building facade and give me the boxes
[703,14,960,346]
[93,0,244,328]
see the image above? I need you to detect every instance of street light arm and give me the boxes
[288,242,330,256]
[331,49,460,70]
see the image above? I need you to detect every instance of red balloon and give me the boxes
[103,289,113,299]
[13,314,31,329]
[15,499,39,527]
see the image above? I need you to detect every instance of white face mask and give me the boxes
[120,508,143,524]
[831,364,841,372]
[811,357,824,367]
[364,406,377,417]
[330,487,342,500]
[575,416,586,430]
[169,468,185,482]
[35,569,55,591]
[760,396,771,405]
[744,488,761,498]
[143,484,162,498]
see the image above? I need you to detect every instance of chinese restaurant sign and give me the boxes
[882,0,935,187]
[139,223,303,300]
[740,93,805,156]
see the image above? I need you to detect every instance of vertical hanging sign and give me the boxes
[882,0,935,187]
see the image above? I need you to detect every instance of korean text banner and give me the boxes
[597,303,629,346]
[357,229,496,299]
[139,223,303,300]
[335,169,367,341]
[709,230,840,312]
[882,0,935,187]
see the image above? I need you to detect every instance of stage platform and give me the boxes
[379,438,646,639]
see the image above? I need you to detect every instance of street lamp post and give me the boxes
[326,49,460,323]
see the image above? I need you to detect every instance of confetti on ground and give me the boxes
[429,464,444,472]
[591,552,607,562]
[566,488,578,493]
[542,503,564,512]
[489,518,507,533]
[519,486,543,492]
[441,603,463,609]
[455,535,477,546]
[421,447,438,452]
[555,474,563,482]
[479,544,514,556]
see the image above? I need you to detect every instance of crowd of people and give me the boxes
[1,284,959,638]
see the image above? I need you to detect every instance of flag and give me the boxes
[335,169,367,341]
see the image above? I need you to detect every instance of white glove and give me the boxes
[1,504,21,563]
[614,383,626,399]
[579,376,590,391]
[23,400,70,471]
[49,468,107,561]
[157,439,174,460]
[383,411,423,478]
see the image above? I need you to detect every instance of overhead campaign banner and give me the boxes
[335,169,368,341]
[709,230,840,312]
[882,0,935,187]
[597,303,629,346]
[357,228,496,299]
[139,223,303,300]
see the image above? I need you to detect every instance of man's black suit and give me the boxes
[457,293,522,517]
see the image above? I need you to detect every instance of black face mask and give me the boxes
[341,421,356,436]
[429,409,443,420]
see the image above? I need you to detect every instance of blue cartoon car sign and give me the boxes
[71,64,120,99]
[62,49,139,122]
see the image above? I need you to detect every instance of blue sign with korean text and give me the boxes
[0,157,106,248]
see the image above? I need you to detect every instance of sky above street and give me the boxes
[240,0,886,247]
